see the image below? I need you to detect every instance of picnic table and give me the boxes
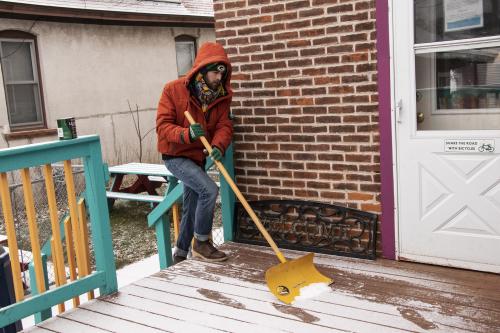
[106,162,174,205]
[106,162,181,246]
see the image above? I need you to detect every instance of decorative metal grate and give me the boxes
[235,200,378,260]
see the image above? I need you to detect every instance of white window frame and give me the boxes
[175,39,196,77]
[0,37,44,129]
[414,35,500,116]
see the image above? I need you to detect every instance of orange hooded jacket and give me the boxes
[156,42,233,165]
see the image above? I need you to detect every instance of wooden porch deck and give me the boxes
[24,242,500,333]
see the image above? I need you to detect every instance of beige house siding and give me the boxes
[0,18,215,164]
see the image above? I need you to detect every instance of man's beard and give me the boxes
[207,81,220,90]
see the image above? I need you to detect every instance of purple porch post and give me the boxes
[376,0,396,259]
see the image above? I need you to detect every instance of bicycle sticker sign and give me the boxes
[444,139,495,153]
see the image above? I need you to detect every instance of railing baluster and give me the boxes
[63,217,80,307]
[172,203,180,241]
[0,172,24,302]
[42,165,67,289]
[20,168,46,294]
[50,238,65,313]
[63,160,85,277]
[77,198,94,300]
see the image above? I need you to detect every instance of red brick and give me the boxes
[249,16,273,24]
[226,19,248,28]
[300,47,325,56]
[299,8,324,17]
[287,40,311,48]
[293,171,318,179]
[275,50,299,59]
[329,86,355,94]
[248,0,271,5]
[261,23,285,33]
[286,20,312,29]
[262,4,285,14]
[289,59,313,67]
[300,28,326,38]
[277,89,300,97]
[314,76,340,85]
[302,106,328,114]
[327,25,354,34]
[275,31,299,40]
[263,43,286,51]
[285,1,311,10]
[252,71,275,80]
[312,36,339,45]
[238,27,260,36]
[251,53,273,61]
[264,61,287,70]
[225,1,246,9]
[303,126,328,133]
[274,12,298,21]
[302,67,326,76]
[315,97,340,104]
[340,33,368,43]
[289,133,317,142]
[341,12,368,22]
[312,16,338,25]
[327,4,353,14]
[237,8,260,16]
[289,78,313,86]
[250,34,273,43]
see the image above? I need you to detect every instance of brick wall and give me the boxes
[213,0,380,218]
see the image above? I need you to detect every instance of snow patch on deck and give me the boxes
[292,282,332,304]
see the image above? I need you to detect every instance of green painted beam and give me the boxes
[220,144,235,242]
[147,183,184,228]
[0,135,99,173]
[29,254,52,323]
[0,272,106,327]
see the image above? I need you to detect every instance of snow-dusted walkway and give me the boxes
[23,242,500,332]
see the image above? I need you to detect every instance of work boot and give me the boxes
[192,239,227,262]
[172,255,186,265]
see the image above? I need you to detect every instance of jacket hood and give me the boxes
[184,42,232,89]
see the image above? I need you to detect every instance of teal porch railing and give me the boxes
[0,135,117,327]
[0,136,236,327]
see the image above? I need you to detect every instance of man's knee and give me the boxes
[206,181,219,200]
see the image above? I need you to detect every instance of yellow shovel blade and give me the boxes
[265,253,333,304]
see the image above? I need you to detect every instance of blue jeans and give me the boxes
[164,157,218,257]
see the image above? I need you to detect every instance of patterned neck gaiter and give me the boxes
[192,72,226,113]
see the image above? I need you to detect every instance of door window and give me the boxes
[414,0,500,131]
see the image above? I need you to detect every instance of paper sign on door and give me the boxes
[444,139,495,153]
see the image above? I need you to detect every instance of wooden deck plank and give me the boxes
[149,263,487,333]
[222,243,500,299]
[58,307,167,333]
[99,291,286,333]
[22,242,500,333]
[219,243,500,310]
[31,313,112,333]
[132,276,428,333]
[215,243,500,329]
[118,284,346,333]
[79,299,228,333]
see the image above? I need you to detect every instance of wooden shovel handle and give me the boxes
[184,111,287,263]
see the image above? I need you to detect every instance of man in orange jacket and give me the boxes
[156,42,233,264]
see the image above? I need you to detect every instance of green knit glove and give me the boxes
[189,123,205,142]
[210,146,222,161]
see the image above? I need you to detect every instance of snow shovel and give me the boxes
[185,111,333,304]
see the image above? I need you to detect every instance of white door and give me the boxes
[393,0,500,273]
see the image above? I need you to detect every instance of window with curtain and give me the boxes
[0,30,45,130]
[175,35,196,77]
